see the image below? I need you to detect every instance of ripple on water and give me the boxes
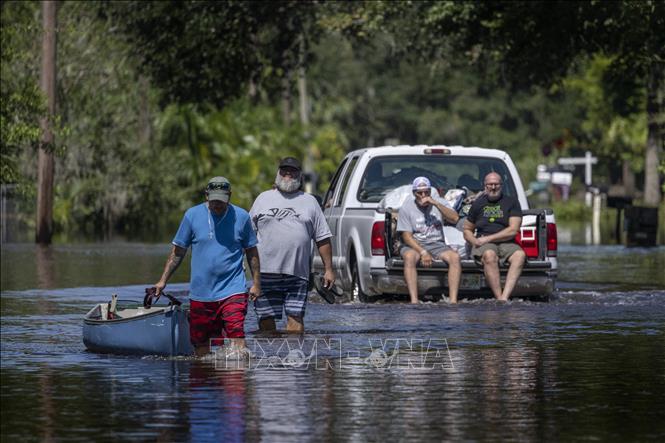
[2,244,665,442]
[552,289,665,306]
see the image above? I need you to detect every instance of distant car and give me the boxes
[312,145,558,302]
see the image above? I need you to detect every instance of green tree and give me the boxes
[47,1,165,238]
[103,1,322,109]
[307,30,583,185]
[155,99,347,212]
[411,0,664,204]
[1,1,44,188]
[564,55,647,194]
[8,0,659,241]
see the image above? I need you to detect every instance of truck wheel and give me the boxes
[351,263,370,303]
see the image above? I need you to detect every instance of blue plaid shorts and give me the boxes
[253,273,309,321]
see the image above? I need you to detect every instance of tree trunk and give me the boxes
[622,160,635,196]
[36,0,57,244]
[298,36,316,193]
[247,32,259,104]
[281,70,291,125]
[643,62,663,206]
[138,75,152,146]
[297,65,309,127]
[248,76,257,101]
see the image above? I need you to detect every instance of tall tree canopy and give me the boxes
[398,0,664,204]
[1,2,44,188]
[103,0,321,108]
[1,0,662,240]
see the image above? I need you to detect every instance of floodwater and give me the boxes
[1,236,664,441]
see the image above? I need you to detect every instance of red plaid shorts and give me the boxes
[189,293,248,345]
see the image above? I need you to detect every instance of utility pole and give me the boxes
[36,0,57,244]
[644,61,663,207]
[298,35,316,193]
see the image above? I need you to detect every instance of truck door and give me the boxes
[322,158,349,266]
[328,156,359,284]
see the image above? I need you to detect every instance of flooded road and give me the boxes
[1,242,664,441]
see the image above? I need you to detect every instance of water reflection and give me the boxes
[557,245,665,290]
[0,243,189,292]
[2,304,664,441]
[37,365,56,442]
[2,243,665,441]
[35,244,55,289]
[186,364,247,442]
[557,218,664,247]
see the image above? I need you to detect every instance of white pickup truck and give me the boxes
[311,145,558,302]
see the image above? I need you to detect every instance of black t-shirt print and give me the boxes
[467,193,522,238]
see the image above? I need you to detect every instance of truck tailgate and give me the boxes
[385,258,552,273]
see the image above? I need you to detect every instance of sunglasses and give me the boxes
[279,167,301,177]
[207,182,231,191]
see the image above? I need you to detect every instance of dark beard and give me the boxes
[487,192,501,202]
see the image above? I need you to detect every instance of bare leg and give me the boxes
[441,250,461,303]
[402,249,420,304]
[482,250,502,300]
[286,315,304,333]
[259,317,277,331]
[214,338,251,366]
[228,337,247,350]
[500,250,525,300]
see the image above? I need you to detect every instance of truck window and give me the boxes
[335,156,359,207]
[356,155,517,202]
[323,158,348,208]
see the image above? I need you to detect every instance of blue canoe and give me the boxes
[83,300,193,356]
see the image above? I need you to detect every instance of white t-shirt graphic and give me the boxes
[250,189,332,280]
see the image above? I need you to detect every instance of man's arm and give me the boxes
[484,216,521,243]
[472,216,522,247]
[316,238,336,289]
[401,231,434,267]
[463,219,478,247]
[155,245,188,296]
[245,246,261,301]
[430,199,459,224]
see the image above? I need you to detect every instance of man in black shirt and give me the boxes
[463,172,526,301]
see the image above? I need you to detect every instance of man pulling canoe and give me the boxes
[154,176,261,356]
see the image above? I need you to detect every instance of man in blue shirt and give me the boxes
[154,177,261,356]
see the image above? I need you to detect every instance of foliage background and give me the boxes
[1,0,662,241]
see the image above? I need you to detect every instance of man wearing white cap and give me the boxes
[396,176,462,303]
[154,176,261,356]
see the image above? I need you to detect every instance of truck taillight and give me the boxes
[546,222,558,256]
[371,221,386,256]
[515,226,539,258]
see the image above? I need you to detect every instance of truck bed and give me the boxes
[380,207,555,299]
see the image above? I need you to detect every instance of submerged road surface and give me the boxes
[1,243,664,441]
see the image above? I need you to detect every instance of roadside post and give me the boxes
[606,196,633,244]
[558,151,598,207]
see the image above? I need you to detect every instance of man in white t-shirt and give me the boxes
[250,157,335,333]
[396,177,462,304]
